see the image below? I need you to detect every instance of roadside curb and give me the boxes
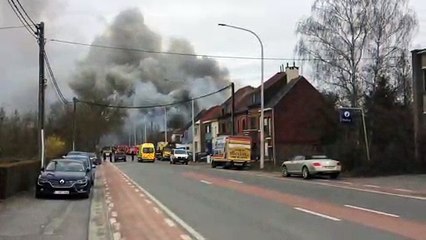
[88,166,113,240]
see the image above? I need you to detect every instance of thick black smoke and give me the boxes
[70,8,230,134]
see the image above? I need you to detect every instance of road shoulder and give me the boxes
[89,165,112,240]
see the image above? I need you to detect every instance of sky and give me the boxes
[1,0,426,113]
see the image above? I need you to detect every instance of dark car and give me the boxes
[63,155,96,184]
[35,159,92,198]
[114,150,127,162]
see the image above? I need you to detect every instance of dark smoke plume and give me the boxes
[70,8,230,135]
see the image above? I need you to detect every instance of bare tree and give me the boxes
[365,0,417,91]
[296,0,371,107]
[296,0,417,107]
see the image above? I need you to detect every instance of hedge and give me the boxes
[0,160,41,199]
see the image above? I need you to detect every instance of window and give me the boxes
[264,117,272,136]
[143,148,154,153]
[221,123,226,133]
[250,117,257,129]
[205,125,211,133]
[237,121,240,132]
[424,70,426,91]
[242,119,246,130]
[194,126,198,135]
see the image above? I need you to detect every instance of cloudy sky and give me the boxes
[1,0,426,113]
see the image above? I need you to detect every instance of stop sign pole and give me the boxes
[339,107,370,162]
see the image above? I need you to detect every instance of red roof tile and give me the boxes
[200,105,222,122]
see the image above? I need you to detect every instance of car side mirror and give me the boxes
[40,167,45,172]
[92,164,96,169]
[86,168,91,172]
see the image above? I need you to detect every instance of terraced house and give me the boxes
[185,64,334,165]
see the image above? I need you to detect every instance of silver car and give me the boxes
[281,155,341,179]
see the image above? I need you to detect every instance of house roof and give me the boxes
[255,72,287,91]
[222,85,255,113]
[183,109,207,129]
[200,105,222,122]
[266,76,304,108]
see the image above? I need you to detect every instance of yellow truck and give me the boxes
[211,135,252,169]
[138,143,156,162]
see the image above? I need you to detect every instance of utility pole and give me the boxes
[231,82,235,135]
[37,22,46,168]
[164,107,168,142]
[144,116,147,143]
[191,99,196,161]
[72,97,77,151]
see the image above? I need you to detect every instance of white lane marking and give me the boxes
[164,218,176,227]
[112,232,121,240]
[364,184,380,188]
[145,199,152,204]
[112,222,121,231]
[294,207,341,221]
[344,205,400,218]
[139,193,145,197]
[111,211,118,217]
[153,207,161,214]
[180,234,192,240]
[135,189,140,192]
[229,179,243,184]
[394,188,414,193]
[340,181,353,185]
[109,217,117,224]
[253,173,426,201]
[112,165,206,240]
[108,203,114,208]
[200,180,212,185]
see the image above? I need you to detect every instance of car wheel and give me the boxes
[302,166,310,179]
[184,161,188,165]
[282,165,290,177]
[82,190,90,199]
[330,173,340,179]
[211,160,216,168]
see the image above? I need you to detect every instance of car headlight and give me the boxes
[76,178,88,184]
[37,176,48,184]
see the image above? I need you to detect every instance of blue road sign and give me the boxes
[340,109,353,123]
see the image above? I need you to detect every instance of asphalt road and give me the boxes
[115,160,426,240]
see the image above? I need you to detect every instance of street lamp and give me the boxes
[218,23,265,169]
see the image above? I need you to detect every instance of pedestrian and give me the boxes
[131,151,135,161]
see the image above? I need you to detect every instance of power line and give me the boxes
[44,52,70,105]
[7,0,37,38]
[49,39,301,61]
[77,84,231,109]
[15,0,37,27]
[0,25,28,30]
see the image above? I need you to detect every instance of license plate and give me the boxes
[54,191,69,195]
[325,166,335,169]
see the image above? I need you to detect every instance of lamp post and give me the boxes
[218,23,265,169]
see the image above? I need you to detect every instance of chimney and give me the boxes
[285,62,300,81]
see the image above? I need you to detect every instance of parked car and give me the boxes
[281,155,341,179]
[63,155,96,184]
[170,149,189,165]
[35,159,92,198]
[114,150,127,162]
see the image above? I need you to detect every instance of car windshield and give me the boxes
[174,149,186,155]
[45,161,85,172]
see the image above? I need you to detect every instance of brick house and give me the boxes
[199,105,222,154]
[221,64,333,164]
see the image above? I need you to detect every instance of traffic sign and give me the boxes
[339,109,353,123]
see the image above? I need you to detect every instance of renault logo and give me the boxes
[59,179,65,184]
